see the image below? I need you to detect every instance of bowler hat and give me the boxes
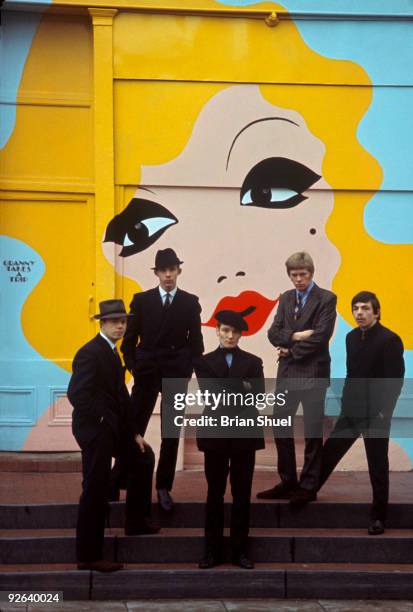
[215,309,249,332]
[152,248,183,270]
[94,299,131,320]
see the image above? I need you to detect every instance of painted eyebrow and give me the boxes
[136,186,156,195]
[226,117,300,170]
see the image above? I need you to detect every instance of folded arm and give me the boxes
[267,296,295,348]
[289,293,337,361]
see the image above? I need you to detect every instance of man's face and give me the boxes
[288,268,313,292]
[155,265,181,291]
[216,323,242,349]
[100,317,127,343]
[352,301,379,330]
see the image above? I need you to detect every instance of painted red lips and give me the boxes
[203,291,279,336]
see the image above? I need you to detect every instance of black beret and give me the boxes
[215,309,248,332]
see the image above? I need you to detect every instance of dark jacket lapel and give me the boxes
[208,347,231,378]
[285,289,297,326]
[298,284,321,326]
[149,287,164,319]
[95,334,121,378]
[227,347,243,376]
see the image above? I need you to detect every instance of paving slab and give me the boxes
[224,600,324,611]
[126,601,226,611]
[320,601,413,611]
[26,603,125,612]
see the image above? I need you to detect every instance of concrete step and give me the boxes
[2,528,413,565]
[1,564,413,600]
[1,501,412,529]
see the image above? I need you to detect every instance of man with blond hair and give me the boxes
[258,252,337,506]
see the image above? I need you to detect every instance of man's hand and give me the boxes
[292,329,314,342]
[278,347,290,358]
[134,434,146,453]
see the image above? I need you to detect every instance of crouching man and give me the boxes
[68,299,159,573]
[195,309,265,570]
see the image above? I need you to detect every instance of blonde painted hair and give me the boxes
[8,0,411,371]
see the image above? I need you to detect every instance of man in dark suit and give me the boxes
[195,309,265,570]
[319,291,405,535]
[68,299,158,573]
[120,248,204,511]
[257,252,337,506]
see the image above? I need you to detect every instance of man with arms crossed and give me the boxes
[258,252,337,505]
[120,248,204,512]
[68,299,157,573]
[319,291,405,535]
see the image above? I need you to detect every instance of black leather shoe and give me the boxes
[256,483,296,499]
[125,519,160,535]
[368,519,385,535]
[157,488,174,512]
[232,554,254,569]
[198,552,221,569]
[289,487,317,507]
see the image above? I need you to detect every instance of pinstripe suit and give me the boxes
[267,284,337,491]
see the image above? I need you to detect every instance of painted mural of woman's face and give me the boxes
[103,85,340,370]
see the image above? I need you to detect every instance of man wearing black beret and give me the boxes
[119,248,204,512]
[195,309,265,570]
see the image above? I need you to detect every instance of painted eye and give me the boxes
[104,198,178,257]
[240,157,321,209]
[241,188,299,206]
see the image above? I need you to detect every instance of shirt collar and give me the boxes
[100,331,116,350]
[219,343,239,352]
[159,285,178,299]
[358,320,380,337]
[296,280,314,299]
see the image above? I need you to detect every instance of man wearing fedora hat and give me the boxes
[195,309,265,570]
[119,248,204,512]
[68,299,158,573]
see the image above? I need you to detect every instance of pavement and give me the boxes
[2,599,413,611]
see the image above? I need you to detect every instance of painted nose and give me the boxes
[217,271,246,283]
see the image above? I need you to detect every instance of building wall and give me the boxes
[1,0,413,470]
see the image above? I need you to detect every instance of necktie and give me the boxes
[113,346,123,368]
[294,293,303,320]
[220,348,233,367]
[164,292,171,309]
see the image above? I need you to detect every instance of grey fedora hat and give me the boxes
[94,299,132,320]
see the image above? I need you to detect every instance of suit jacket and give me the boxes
[121,287,204,379]
[267,284,337,388]
[68,334,136,449]
[195,346,265,452]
